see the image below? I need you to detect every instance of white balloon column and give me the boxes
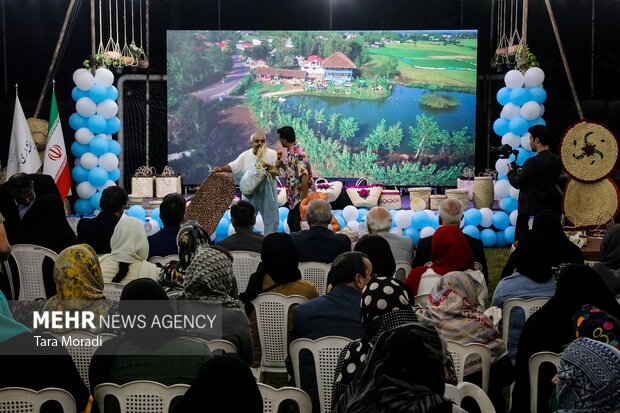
[493,67,546,244]
[69,68,122,215]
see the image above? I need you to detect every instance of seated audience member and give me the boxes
[416,271,513,412]
[291,199,351,263]
[173,246,252,365]
[366,206,412,264]
[148,193,186,259]
[0,212,10,260]
[501,209,583,278]
[405,225,487,304]
[0,291,90,413]
[592,223,620,295]
[332,277,418,404]
[510,264,620,413]
[241,233,319,367]
[491,231,557,364]
[354,234,396,278]
[333,323,466,413]
[89,279,212,394]
[574,304,620,349]
[414,198,488,281]
[77,186,127,254]
[172,355,263,413]
[217,200,264,253]
[289,251,371,412]
[99,215,160,284]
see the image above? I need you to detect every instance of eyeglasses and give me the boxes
[253,139,266,143]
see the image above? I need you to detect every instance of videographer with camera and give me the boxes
[507,125,562,241]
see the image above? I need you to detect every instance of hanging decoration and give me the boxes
[492,0,526,70]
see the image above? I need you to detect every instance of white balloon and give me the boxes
[501,132,521,149]
[210,232,217,242]
[73,68,95,91]
[389,227,403,236]
[254,215,264,234]
[98,153,119,171]
[479,208,493,228]
[509,210,518,226]
[97,99,119,119]
[76,181,97,199]
[97,180,116,191]
[227,224,236,236]
[424,210,435,220]
[520,101,542,121]
[520,132,532,151]
[80,152,98,170]
[524,67,545,88]
[500,103,521,120]
[346,220,360,232]
[76,97,97,117]
[539,104,545,116]
[150,219,161,234]
[283,220,291,234]
[75,127,94,145]
[509,187,520,200]
[494,180,512,199]
[342,205,359,222]
[420,226,436,238]
[394,210,411,229]
[95,68,115,87]
[74,158,81,166]
[495,158,510,176]
[504,70,525,89]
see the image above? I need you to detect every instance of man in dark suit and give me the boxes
[291,199,351,263]
[413,198,489,282]
[217,200,264,253]
[77,186,127,254]
[148,193,186,258]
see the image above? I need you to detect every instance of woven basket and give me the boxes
[345,178,383,209]
[430,195,447,211]
[563,177,620,227]
[560,120,619,182]
[408,187,432,211]
[379,189,402,210]
[473,177,494,209]
[445,189,469,209]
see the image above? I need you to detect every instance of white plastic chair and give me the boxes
[298,262,331,295]
[230,250,261,293]
[444,382,495,413]
[289,336,353,413]
[0,387,76,413]
[251,293,308,378]
[445,340,492,393]
[393,260,412,281]
[10,244,58,300]
[501,297,550,344]
[528,351,561,413]
[414,293,430,308]
[179,336,238,355]
[94,380,189,413]
[103,282,125,302]
[258,383,312,413]
[148,255,178,267]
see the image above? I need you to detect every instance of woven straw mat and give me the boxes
[563,177,619,227]
[561,121,618,182]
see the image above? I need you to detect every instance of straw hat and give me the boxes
[563,177,619,227]
[561,120,618,182]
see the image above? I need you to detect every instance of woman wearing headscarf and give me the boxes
[574,304,620,349]
[416,271,513,412]
[405,226,487,304]
[173,246,253,365]
[99,215,160,284]
[0,291,90,413]
[592,223,620,295]
[173,354,263,413]
[333,322,465,413]
[240,233,319,367]
[354,234,396,278]
[492,231,557,363]
[510,264,620,413]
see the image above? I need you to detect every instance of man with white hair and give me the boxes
[413,198,488,281]
[213,131,278,234]
[366,206,413,264]
[291,199,351,263]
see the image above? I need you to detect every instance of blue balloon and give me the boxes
[411,211,429,230]
[403,227,420,247]
[516,147,530,166]
[108,139,122,156]
[75,198,94,216]
[69,113,87,130]
[429,215,439,229]
[278,207,289,220]
[501,196,519,213]
[504,226,516,244]
[357,208,368,222]
[278,221,285,233]
[530,117,546,127]
[151,207,164,228]
[492,211,510,230]
[216,218,229,236]
[493,117,510,137]
[89,84,108,104]
[89,136,109,157]
[127,205,147,221]
[107,168,121,182]
[106,85,119,101]
[509,88,529,106]
[223,210,230,221]
[87,115,107,134]
[497,174,508,180]
[71,165,89,183]
[496,87,511,105]
[105,117,121,135]
[509,116,530,135]
[88,167,108,187]
[332,209,343,218]
[90,191,102,209]
[336,215,346,230]
[71,87,89,101]
[462,225,480,239]
[480,229,497,247]
[528,86,547,104]
[463,208,482,227]
[495,230,508,247]
[71,141,89,158]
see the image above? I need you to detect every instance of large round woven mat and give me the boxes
[561,120,618,182]
[185,172,236,235]
[563,177,619,227]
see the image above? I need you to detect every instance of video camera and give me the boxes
[491,144,519,171]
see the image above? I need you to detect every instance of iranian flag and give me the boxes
[43,89,71,200]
